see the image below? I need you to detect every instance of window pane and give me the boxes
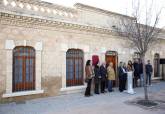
[18,59,23,83]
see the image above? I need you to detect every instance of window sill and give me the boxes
[2,90,44,98]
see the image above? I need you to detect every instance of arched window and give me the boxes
[66,49,84,87]
[13,46,35,92]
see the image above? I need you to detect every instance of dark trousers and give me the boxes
[95,82,100,94]
[133,76,139,87]
[108,80,113,92]
[85,79,92,96]
[105,78,108,89]
[146,73,151,85]
[119,78,126,92]
[101,80,106,93]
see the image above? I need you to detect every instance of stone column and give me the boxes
[61,52,66,88]
[6,50,13,94]
[35,51,42,90]
[60,43,68,88]
[35,41,43,90]
[5,40,15,94]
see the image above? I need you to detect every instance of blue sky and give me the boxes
[42,0,165,28]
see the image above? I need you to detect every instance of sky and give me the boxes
[42,0,165,28]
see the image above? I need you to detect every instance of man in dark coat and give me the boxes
[118,62,127,92]
[100,62,107,93]
[145,60,153,85]
[133,59,140,87]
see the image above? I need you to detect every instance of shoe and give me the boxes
[119,90,123,92]
[95,92,100,94]
[85,95,90,97]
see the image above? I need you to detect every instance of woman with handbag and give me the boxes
[85,60,93,97]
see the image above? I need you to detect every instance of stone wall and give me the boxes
[0,23,164,101]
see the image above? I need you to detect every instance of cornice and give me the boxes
[0,12,115,35]
[0,0,78,20]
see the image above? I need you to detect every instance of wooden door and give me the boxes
[154,53,160,77]
[66,49,84,87]
[105,51,118,86]
[13,46,35,92]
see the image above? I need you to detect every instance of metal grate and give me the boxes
[13,46,35,92]
[66,49,84,87]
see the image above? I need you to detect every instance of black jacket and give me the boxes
[94,65,101,83]
[145,64,153,74]
[133,62,140,77]
[118,66,127,80]
[100,65,107,81]
[139,63,143,74]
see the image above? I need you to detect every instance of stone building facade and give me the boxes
[0,0,165,101]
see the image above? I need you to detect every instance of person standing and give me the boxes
[84,60,93,97]
[133,59,140,87]
[123,62,128,90]
[94,61,101,94]
[145,60,153,86]
[107,62,116,92]
[100,62,107,93]
[118,62,127,92]
[127,60,134,72]
[139,60,144,87]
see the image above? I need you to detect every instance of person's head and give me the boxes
[123,62,126,67]
[119,62,123,67]
[147,60,150,64]
[128,60,132,65]
[138,59,141,63]
[134,59,138,63]
[101,62,106,66]
[109,62,113,67]
[86,60,91,66]
[95,61,100,67]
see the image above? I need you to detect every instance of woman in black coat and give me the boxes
[94,62,101,94]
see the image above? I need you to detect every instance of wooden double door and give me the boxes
[13,46,35,92]
[66,49,84,87]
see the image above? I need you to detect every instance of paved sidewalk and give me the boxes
[0,81,165,114]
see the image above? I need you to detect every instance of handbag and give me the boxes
[85,74,93,83]
[85,77,89,83]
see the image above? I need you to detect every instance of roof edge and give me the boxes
[74,3,135,19]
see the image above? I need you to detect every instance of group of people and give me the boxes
[84,59,153,97]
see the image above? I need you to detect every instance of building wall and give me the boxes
[0,24,164,101]
[0,1,164,101]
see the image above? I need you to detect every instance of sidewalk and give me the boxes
[0,81,165,114]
